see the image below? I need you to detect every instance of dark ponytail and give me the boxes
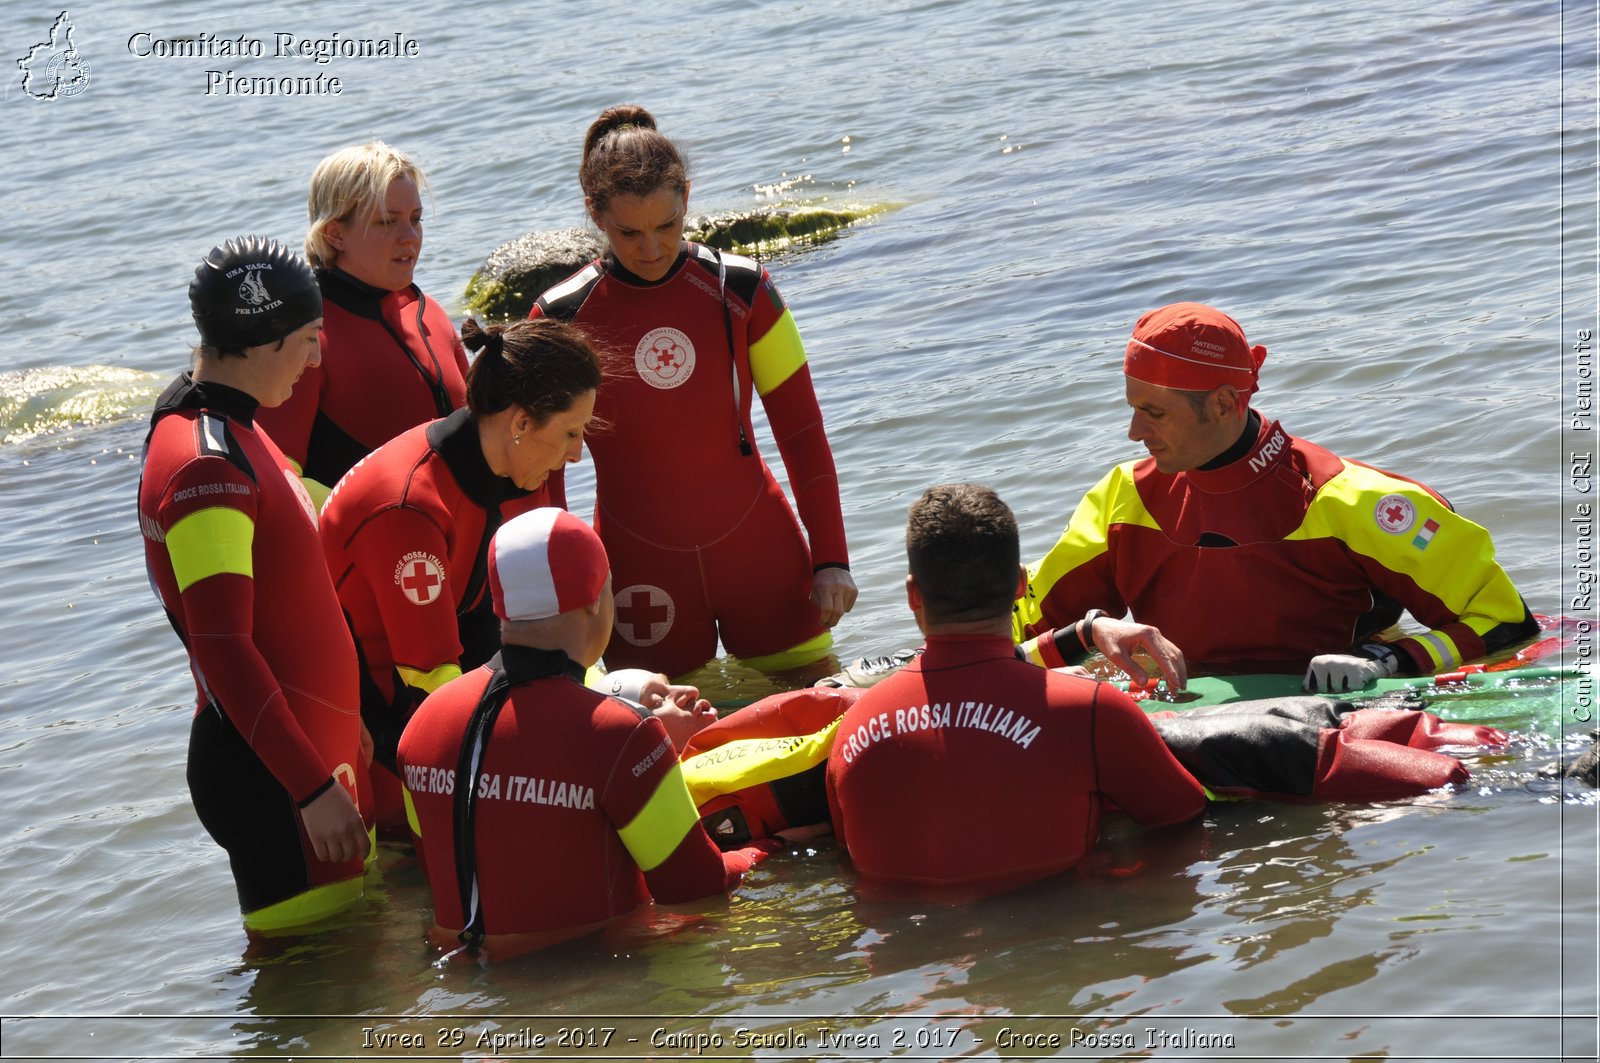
[579,104,689,215]
[462,317,602,425]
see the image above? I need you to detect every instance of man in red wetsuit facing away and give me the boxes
[139,236,371,934]
[827,484,1205,893]
[1013,302,1537,691]
[397,508,772,959]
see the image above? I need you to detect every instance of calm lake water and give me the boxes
[1,0,1596,1059]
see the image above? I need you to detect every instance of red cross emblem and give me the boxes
[613,584,674,646]
[398,555,445,605]
[1373,494,1416,534]
[635,327,695,390]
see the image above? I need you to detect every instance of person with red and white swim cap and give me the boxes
[1012,301,1538,692]
[396,508,770,959]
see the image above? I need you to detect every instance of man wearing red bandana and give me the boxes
[1012,302,1537,692]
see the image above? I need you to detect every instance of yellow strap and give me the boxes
[403,786,422,837]
[300,475,332,514]
[397,662,463,695]
[242,873,364,932]
[616,761,700,872]
[166,506,254,592]
[749,308,808,396]
[1018,635,1048,668]
[681,718,841,807]
[740,630,833,672]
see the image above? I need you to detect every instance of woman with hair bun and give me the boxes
[532,104,857,681]
[319,318,715,831]
[317,317,600,807]
[257,141,470,509]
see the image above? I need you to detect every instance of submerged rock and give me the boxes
[1566,731,1600,788]
[461,228,605,323]
[463,203,889,320]
[1536,729,1600,788]
[686,205,876,255]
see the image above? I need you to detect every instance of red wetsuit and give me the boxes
[139,374,368,917]
[1014,413,1537,675]
[825,634,1205,891]
[256,268,469,492]
[533,244,848,677]
[320,409,557,767]
[397,646,769,948]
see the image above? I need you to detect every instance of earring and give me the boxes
[513,435,522,445]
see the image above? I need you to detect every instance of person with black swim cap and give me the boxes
[190,235,326,357]
[140,236,374,935]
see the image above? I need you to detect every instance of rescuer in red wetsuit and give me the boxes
[139,236,371,933]
[1013,302,1538,691]
[397,508,772,959]
[319,317,601,784]
[256,142,469,507]
[531,105,855,679]
[827,484,1206,893]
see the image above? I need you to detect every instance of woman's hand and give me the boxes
[811,567,858,628]
[300,783,371,865]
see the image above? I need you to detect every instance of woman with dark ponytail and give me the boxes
[316,317,602,825]
[532,104,857,681]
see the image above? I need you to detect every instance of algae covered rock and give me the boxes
[463,203,890,320]
[461,228,605,322]
[685,205,875,255]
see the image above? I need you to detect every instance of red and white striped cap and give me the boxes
[488,508,609,621]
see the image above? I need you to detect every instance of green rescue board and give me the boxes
[1125,665,1589,733]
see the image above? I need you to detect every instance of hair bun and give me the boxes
[460,316,490,353]
[604,103,655,134]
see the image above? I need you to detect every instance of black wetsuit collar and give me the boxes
[1198,409,1262,472]
[317,266,420,320]
[151,372,259,429]
[602,243,689,287]
[492,645,587,685]
[425,408,533,511]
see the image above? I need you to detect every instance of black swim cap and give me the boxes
[189,235,322,351]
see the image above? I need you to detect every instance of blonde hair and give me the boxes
[304,141,428,269]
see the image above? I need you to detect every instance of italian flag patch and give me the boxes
[1411,518,1440,550]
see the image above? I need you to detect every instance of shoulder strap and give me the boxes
[712,248,754,458]
[449,657,514,950]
